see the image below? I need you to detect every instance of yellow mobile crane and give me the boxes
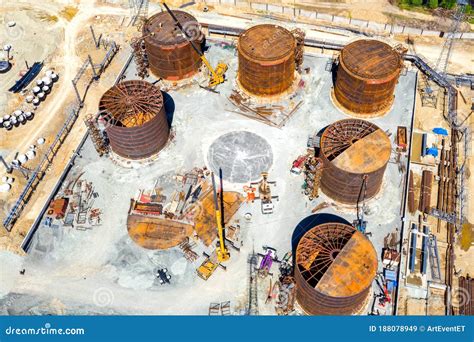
[196,171,230,280]
[163,3,227,88]
[211,171,230,262]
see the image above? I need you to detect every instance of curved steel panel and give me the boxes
[295,222,377,315]
[237,24,295,96]
[319,119,390,204]
[143,11,203,80]
[334,39,402,116]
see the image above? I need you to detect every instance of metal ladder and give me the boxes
[428,234,442,281]
[248,253,259,315]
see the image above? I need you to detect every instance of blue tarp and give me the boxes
[426,147,439,157]
[433,127,448,136]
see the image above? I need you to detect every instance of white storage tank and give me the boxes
[18,154,28,164]
[0,183,11,193]
[26,149,36,159]
[24,111,33,120]
[42,77,52,86]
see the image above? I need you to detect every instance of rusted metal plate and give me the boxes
[194,187,243,246]
[295,222,377,315]
[143,11,203,80]
[335,39,402,116]
[127,214,193,250]
[320,119,390,204]
[99,80,169,160]
[237,24,295,96]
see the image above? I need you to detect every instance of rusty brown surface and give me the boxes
[319,119,390,204]
[295,222,377,315]
[334,39,402,116]
[194,189,243,246]
[127,214,194,250]
[99,80,169,160]
[419,170,433,213]
[143,11,203,80]
[237,24,295,96]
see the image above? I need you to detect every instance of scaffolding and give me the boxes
[248,252,259,315]
[84,114,108,156]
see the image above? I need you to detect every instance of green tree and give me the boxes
[428,0,439,9]
[465,4,472,15]
[440,0,457,9]
[410,0,423,6]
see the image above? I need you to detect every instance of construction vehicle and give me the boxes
[291,155,307,175]
[157,268,172,285]
[212,172,230,262]
[249,172,279,214]
[375,274,392,307]
[257,246,280,277]
[197,251,227,280]
[196,171,231,280]
[163,3,227,89]
[353,175,368,233]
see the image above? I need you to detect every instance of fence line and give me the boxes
[205,0,474,40]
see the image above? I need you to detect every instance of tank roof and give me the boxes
[143,10,199,46]
[238,24,295,61]
[296,223,377,298]
[321,119,391,174]
[340,39,401,79]
[99,80,164,128]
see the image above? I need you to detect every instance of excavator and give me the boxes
[163,3,227,89]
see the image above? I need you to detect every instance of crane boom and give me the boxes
[162,2,227,88]
[211,172,230,262]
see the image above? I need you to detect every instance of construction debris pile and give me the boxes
[45,177,101,231]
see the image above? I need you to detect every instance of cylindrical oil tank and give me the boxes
[143,11,203,81]
[319,119,391,204]
[295,222,377,315]
[99,80,170,160]
[237,24,295,96]
[334,39,402,116]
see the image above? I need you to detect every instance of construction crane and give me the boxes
[163,3,227,89]
[420,1,466,107]
[435,2,466,78]
[211,172,230,263]
[353,175,368,234]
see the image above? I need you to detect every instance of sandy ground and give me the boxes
[0,0,472,316]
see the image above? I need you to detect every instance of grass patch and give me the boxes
[36,12,59,23]
[59,6,79,21]
[460,222,473,251]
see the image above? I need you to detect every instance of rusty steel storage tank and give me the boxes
[99,80,169,160]
[143,10,203,80]
[295,222,377,315]
[319,119,391,204]
[237,24,296,96]
[334,39,402,116]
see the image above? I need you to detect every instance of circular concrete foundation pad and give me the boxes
[208,131,273,183]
